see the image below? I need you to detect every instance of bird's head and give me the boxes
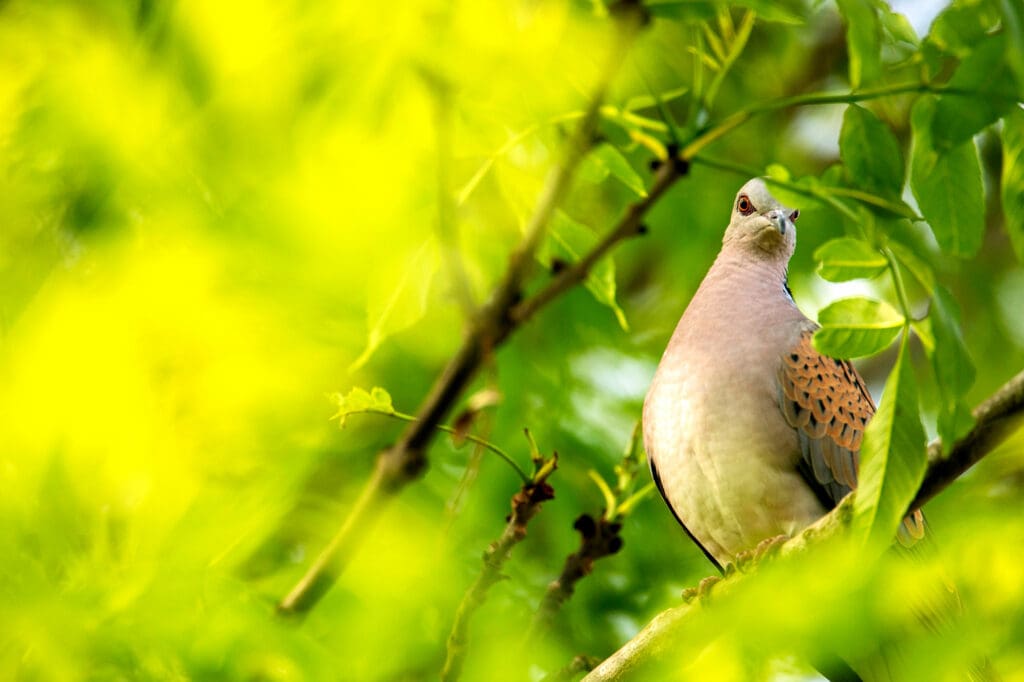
[722,178,799,260]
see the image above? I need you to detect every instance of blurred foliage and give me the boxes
[1,0,1023,680]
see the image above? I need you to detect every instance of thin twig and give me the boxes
[528,513,625,642]
[582,368,1024,681]
[441,458,558,682]
[679,83,995,163]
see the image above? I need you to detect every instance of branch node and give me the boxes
[379,445,427,489]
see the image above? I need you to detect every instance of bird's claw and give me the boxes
[753,533,789,561]
[681,575,721,605]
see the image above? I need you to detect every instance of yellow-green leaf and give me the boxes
[1002,107,1024,264]
[330,387,396,428]
[910,97,985,258]
[590,143,647,197]
[813,297,904,358]
[840,104,904,198]
[836,0,881,88]
[814,237,888,282]
[350,239,439,372]
[853,335,926,549]
[541,210,628,330]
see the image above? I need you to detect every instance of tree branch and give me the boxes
[441,458,557,682]
[582,369,1024,681]
[528,513,625,642]
[276,7,646,617]
[509,158,684,327]
[912,368,1024,509]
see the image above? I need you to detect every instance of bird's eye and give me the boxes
[737,195,754,215]
[790,209,800,222]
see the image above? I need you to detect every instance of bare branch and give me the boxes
[582,367,1024,681]
[529,513,625,641]
[441,457,557,682]
[913,368,1024,509]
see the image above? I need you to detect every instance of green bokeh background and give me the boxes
[1,1,1022,680]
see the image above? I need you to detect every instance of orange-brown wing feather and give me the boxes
[778,329,925,547]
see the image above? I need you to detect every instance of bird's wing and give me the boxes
[777,329,925,547]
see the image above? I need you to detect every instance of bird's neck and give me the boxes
[704,246,794,305]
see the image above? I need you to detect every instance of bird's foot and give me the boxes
[681,575,721,605]
[729,534,790,573]
[753,533,789,561]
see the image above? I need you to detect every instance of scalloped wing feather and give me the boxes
[779,329,925,548]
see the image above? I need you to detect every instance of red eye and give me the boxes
[790,209,800,221]
[737,195,754,215]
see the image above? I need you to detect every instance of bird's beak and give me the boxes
[765,209,792,236]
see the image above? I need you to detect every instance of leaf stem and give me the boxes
[680,82,990,163]
[378,409,530,482]
[883,246,915,323]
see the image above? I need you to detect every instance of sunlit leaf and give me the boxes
[813,297,905,358]
[888,239,936,292]
[623,86,689,111]
[931,33,1018,150]
[910,97,985,258]
[930,286,975,399]
[330,387,396,427]
[840,104,904,198]
[836,0,881,88]
[853,335,926,549]
[878,5,918,45]
[590,143,648,197]
[540,211,628,330]
[814,237,887,282]
[929,286,977,447]
[349,239,440,372]
[1002,107,1024,264]
[1003,0,1024,87]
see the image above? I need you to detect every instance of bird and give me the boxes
[641,177,930,681]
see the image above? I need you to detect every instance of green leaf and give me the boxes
[937,401,975,450]
[350,239,439,372]
[840,105,904,197]
[642,1,717,21]
[588,469,618,517]
[813,297,905,358]
[643,1,803,24]
[624,86,689,111]
[836,0,882,88]
[930,286,975,398]
[929,286,977,447]
[814,237,888,281]
[924,1,1002,59]
[330,387,396,428]
[732,0,804,25]
[853,334,927,549]
[1003,0,1024,88]
[909,97,985,258]
[1002,107,1024,264]
[541,211,628,330]
[888,239,935,292]
[878,5,918,45]
[590,143,648,197]
[931,34,1018,149]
